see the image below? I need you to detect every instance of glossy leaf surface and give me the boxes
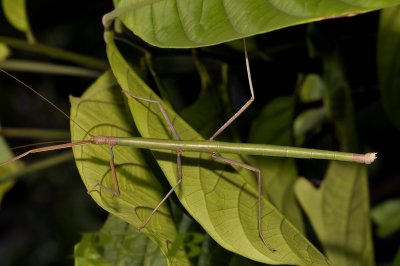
[113,0,400,47]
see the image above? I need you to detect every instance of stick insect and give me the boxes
[0,39,376,259]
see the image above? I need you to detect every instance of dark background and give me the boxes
[0,1,399,265]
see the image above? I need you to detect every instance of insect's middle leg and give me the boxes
[210,152,276,252]
[123,93,186,229]
[88,145,120,196]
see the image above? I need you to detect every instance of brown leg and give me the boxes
[210,152,276,252]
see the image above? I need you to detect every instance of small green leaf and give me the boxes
[0,123,21,205]
[294,108,326,146]
[112,0,400,47]
[70,70,190,265]
[294,108,325,137]
[378,5,400,130]
[1,0,34,42]
[0,43,10,61]
[299,74,324,103]
[295,162,373,266]
[371,198,400,237]
[75,215,166,266]
[106,30,330,265]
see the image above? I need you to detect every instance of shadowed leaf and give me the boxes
[371,198,400,237]
[295,162,372,266]
[75,214,166,266]
[296,25,374,265]
[378,5,400,130]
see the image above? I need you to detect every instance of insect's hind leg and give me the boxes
[138,150,183,229]
[206,39,275,251]
[210,39,254,141]
[210,152,276,252]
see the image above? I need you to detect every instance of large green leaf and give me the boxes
[295,163,372,266]
[70,70,190,266]
[106,30,330,265]
[111,0,400,48]
[248,96,304,232]
[75,214,166,266]
[378,5,400,130]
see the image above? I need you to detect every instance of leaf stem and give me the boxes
[102,0,162,29]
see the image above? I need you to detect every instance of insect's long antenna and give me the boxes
[0,140,92,168]
[6,141,72,151]
[0,68,93,137]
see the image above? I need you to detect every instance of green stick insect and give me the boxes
[0,39,376,262]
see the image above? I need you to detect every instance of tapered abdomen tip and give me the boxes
[365,152,377,164]
[353,152,377,164]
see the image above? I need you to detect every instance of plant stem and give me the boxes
[0,128,70,140]
[0,60,100,77]
[0,36,107,70]
[0,151,73,183]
